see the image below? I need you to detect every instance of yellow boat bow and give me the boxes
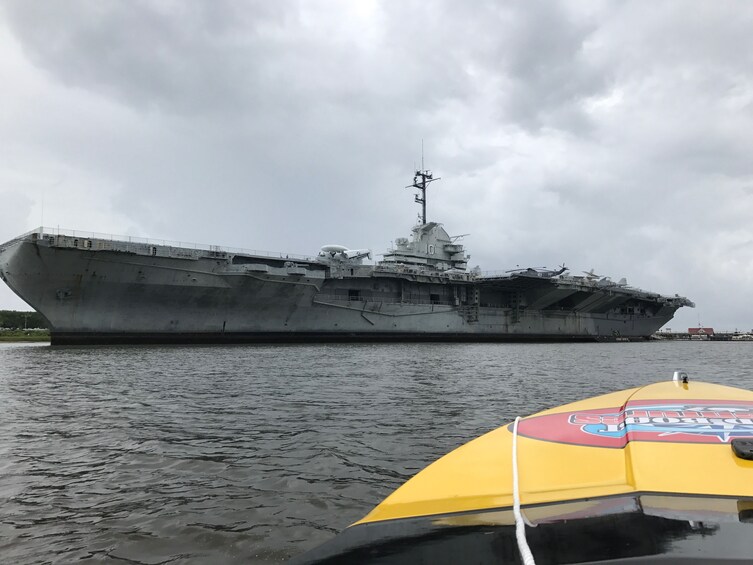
[294,377,753,564]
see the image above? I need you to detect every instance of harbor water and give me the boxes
[1,341,751,563]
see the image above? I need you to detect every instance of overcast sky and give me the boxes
[1,1,752,331]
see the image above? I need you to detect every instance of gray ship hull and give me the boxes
[0,229,690,345]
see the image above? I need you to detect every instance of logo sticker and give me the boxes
[510,399,753,448]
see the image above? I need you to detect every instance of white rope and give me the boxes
[512,416,536,565]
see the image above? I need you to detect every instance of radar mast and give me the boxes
[407,167,440,225]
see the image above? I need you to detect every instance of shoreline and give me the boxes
[0,334,750,344]
[0,332,51,343]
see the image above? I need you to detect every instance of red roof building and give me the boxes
[688,327,715,336]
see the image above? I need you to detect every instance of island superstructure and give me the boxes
[0,170,693,344]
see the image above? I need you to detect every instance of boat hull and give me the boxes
[48,330,654,345]
[294,380,753,564]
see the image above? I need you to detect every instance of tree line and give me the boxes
[0,310,49,329]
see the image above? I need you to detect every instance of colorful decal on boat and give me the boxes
[511,399,753,448]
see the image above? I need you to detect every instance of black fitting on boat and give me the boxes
[731,438,753,460]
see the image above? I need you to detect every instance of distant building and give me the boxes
[688,327,715,336]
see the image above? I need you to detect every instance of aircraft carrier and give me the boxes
[0,170,693,344]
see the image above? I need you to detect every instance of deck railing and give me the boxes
[29,226,317,262]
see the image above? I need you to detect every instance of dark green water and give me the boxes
[0,341,751,563]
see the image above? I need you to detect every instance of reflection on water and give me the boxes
[292,493,753,564]
[0,341,751,563]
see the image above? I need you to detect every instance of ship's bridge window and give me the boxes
[348,289,360,301]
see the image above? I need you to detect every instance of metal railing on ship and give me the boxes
[28,226,317,262]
